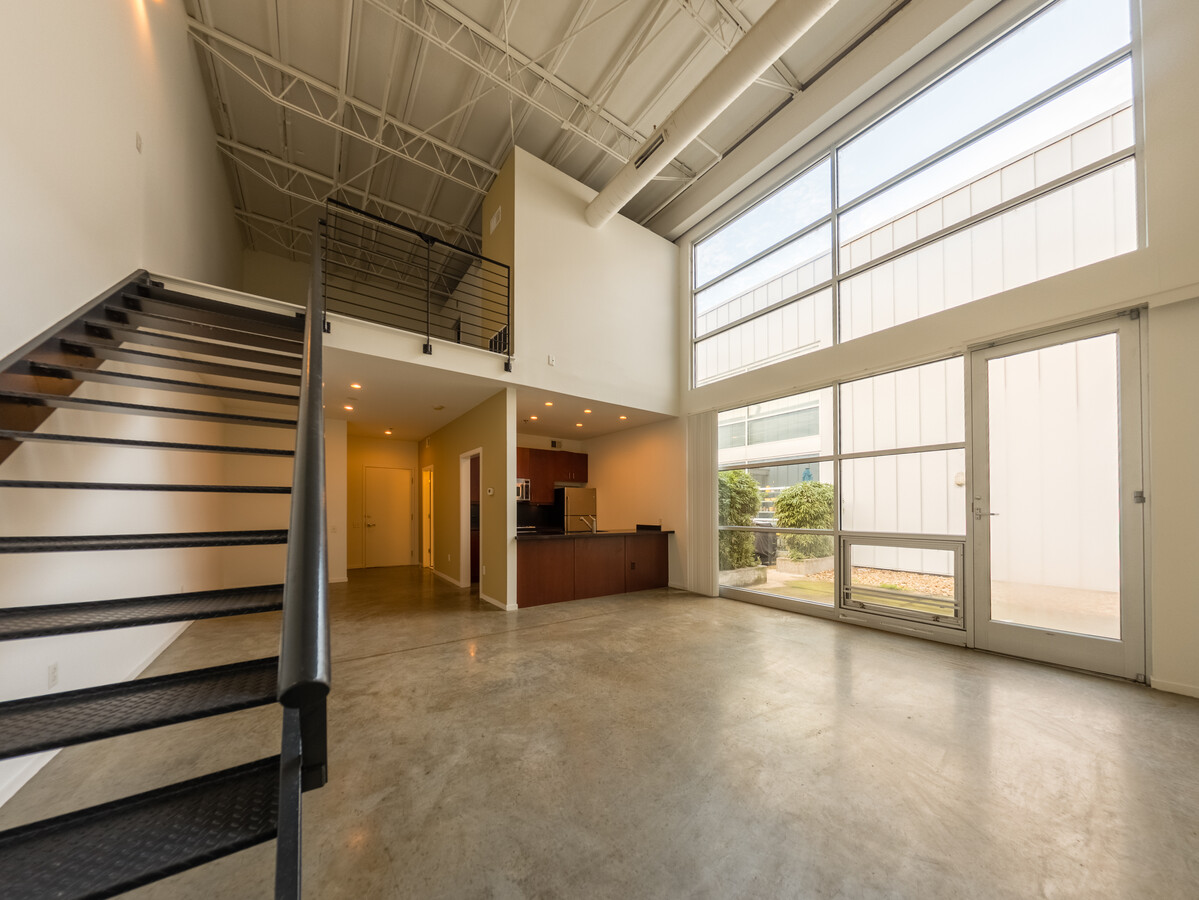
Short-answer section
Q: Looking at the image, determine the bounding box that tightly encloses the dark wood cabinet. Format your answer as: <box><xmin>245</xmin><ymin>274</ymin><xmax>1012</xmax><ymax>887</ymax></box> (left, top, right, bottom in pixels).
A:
<box><xmin>573</xmin><ymin>535</ymin><xmax>626</xmax><ymax>599</ymax></box>
<box><xmin>624</xmin><ymin>533</ymin><xmax>668</xmax><ymax>592</ymax></box>
<box><xmin>517</xmin><ymin>532</ymin><xmax>669</xmax><ymax>607</ymax></box>
<box><xmin>518</xmin><ymin>448</ymin><xmax>588</xmax><ymax>504</ymax></box>
<box><xmin>517</xmin><ymin>539</ymin><xmax>575</xmax><ymax>607</ymax></box>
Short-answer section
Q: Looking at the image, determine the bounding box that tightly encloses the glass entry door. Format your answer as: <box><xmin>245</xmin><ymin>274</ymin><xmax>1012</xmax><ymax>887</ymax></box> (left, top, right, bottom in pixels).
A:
<box><xmin>970</xmin><ymin>316</ymin><xmax>1145</xmax><ymax>679</ymax></box>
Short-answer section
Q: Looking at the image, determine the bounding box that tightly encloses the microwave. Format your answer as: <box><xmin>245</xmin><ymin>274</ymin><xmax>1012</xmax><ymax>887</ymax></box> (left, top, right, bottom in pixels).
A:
<box><xmin>516</xmin><ymin>478</ymin><xmax>531</xmax><ymax>501</ymax></box>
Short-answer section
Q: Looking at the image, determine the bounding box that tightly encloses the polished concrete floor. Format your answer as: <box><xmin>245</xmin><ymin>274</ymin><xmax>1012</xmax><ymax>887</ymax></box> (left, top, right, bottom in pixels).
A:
<box><xmin>3</xmin><ymin>567</ymin><xmax>1199</xmax><ymax>898</ymax></box>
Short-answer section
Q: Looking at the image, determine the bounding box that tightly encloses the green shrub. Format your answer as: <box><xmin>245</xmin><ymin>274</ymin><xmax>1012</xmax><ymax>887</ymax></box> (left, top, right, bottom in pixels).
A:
<box><xmin>718</xmin><ymin>470</ymin><xmax>761</xmax><ymax>571</ymax></box>
<box><xmin>775</xmin><ymin>481</ymin><xmax>834</xmax><ymax>560</ymax></box>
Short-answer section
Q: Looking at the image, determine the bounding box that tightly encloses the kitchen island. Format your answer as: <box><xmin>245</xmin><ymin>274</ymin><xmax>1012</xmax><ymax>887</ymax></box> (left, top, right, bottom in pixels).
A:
<box><xmin>516</xmin><ymin>530</ymin><xmax>671</xmax><ymax>607</ymax></box>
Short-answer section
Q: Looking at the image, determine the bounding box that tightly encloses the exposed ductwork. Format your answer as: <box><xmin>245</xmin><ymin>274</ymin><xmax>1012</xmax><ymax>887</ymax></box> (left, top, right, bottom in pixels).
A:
<box><xmin>584</xmin><ymin>0</ymin><xmax>840</xmax><ymax>229</ymax></box>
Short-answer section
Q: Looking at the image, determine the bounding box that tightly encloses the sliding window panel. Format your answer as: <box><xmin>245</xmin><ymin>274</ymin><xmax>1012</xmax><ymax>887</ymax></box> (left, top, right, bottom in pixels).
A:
<box><xmin>839</xmin><ymin>159</ymin><xmax>1137</xmax><ymax>342</ymax></box>
<box><xmin>696</xmin><ymin>289</ymin><xmax>834</xmax><ymax>386</ymax></box>
<box><xmin>839</xmin><ymin>62</ymin><xmax>1134</xmax><ymax>269</ymax></box>
<box><xmin>840</xmin><ymin>358</ymin><xmax>965</xmax><ymax>454</ymax></box>
<box><xmin>718</xmin><ymin>531</ymin><xmax>836</xmax><ymax>607</ymax></box>
<box><xmin>718</xmin><ymin>387</ymin><xmax>834</xmax><ymax>468</ymax></box>
<box><xmin>695</xmin><ymin>158</ymin><xmax>831</xmax><ymax>289</ymax></box>
<box><xmin>842</xmin><ymin>540</ymin><xmax>963</xmax><ymax>627</ymax></box>
<box><xmin>836</xmin><ymin>0</ymin><xmax>1132</xmax><ymax>204</ymax></box>
<box><xmin>696</xmin><ymin>226</ymin><xmax>833</xmax><ymax>335</ymax></box>
<box><xmin>841</xmin><ymin>449</ymin><xmax>968</xmax><ymax>536</ymax></box>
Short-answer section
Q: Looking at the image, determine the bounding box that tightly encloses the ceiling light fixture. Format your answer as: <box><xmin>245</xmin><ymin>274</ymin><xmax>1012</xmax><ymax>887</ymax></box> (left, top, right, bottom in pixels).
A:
<box><xmin>530</xmin><ymin>415</ymin><xmax>538</xmax><ymax>421</ymax></box>
<box><xmin>619</xmin><ymin>415</ymin><xmax>628</xmax><ymax>420</ymax></box>
<box><xmin>344</xmin><ymin>405</ymin><xmax>354</xmax><ymax>411</ymax></box>
<box><xmin>583</xmin><ymin>409</ymin><xmax>592</xmax><ymax>414</ymax></box>
<box><xmin>350</xmin><ymin>383</ymin><xmax>362</xmax><ymax>389</ymax></box>
<box><xmin>576</xmin><ymin>423</ymin><xmax>583</xmax><ymax>427</ymax></box>
<box><xmin>544</xmin><ymin>401</ymin><xmax>553</xmax><ymax>407</ymax></box>
<box><xmin>384</xmin><ymin>429</ymin><xmax>392</xmax><ymax>435</ymax></box>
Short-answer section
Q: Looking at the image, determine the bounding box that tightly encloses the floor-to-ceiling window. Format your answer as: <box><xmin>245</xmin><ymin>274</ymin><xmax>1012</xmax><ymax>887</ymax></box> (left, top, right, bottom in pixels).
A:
<box><xmin>692</xmin><ymin>0</ymin><xmax>1137</xmax><ymax>386</ymax></box>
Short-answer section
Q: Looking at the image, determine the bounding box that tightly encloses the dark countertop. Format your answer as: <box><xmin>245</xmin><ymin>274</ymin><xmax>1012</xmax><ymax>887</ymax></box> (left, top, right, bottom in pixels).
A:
<box><xmin>516</xmin><ymin>529</ymin><xmax>674</xmax><ymax>541</ymax></box>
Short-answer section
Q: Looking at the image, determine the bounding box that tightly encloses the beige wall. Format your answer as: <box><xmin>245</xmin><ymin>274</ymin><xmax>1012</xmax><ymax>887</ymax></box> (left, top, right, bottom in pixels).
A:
<box><xmin>346</xmin><ymin>435</ymin><xmax>420</xmax><ymax>570</ymax></box>
<box><xmin>584</xmin><ymin>418</ymin><xmax>688</xmax><ymax>587</ymax></box>
<box><xmin>242</xmin><ymin>250</ymin><xmax>311</xmax><ymax>306</ymax></box>
<box><xmin>419</xmin><ymin>390</ymin><xmax>516</xmax><ymax>609</ymax></box>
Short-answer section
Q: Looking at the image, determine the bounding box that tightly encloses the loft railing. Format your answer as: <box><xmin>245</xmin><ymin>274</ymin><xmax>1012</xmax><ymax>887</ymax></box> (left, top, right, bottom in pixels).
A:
<box><xmin>321</xmin><ymin>199</ymin><xmax>512</xmax><ymax>370</ymax></box>
<box><xmin>275</xmin><ymin>222</ymin><xmax>331</xmax><ymax>898</ymax></box>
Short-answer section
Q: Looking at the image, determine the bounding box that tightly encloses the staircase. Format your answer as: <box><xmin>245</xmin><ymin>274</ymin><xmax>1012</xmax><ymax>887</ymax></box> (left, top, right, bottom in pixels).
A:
<box><xmin>0</xmin><ymin>270</ymin><xmax>329</xmax><ymax>898</ymax></box>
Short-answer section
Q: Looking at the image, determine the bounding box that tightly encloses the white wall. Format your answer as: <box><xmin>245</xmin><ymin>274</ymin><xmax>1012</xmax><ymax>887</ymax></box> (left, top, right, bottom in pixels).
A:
<box><xmin>502</xmin><ymin>149</ymin><xmax>680</xmax><ymax>415</ymax></box>
<box><xmin>584</xmin><ymin>418</ymin><xmax>688</xmax><ymax>587</ymax></box>
<box><xmin>0</xmin><ymin>0</ymin><xmax>242</xmax><ymax>356</ymax></box>
<box><xmin>0</xmin><ymin>1</ymin><xmax>247</xmax><ymax>805</ymax></box>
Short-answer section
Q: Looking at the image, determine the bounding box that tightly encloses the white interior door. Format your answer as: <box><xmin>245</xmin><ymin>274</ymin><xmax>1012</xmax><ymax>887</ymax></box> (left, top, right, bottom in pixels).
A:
<box><xmin>970</xmin><ymin>315</ymin><xmax>1145</xmax><ymax>679</ymax></box>
<box><xmin>364</xmin><ymin>466</ymin><xmax>414</xmax><ymax>567</ymax></box>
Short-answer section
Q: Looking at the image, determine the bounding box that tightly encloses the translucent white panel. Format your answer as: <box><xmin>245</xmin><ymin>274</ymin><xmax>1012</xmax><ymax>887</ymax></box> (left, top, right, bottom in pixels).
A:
<box><xmin>838</xmin><ymin>0</ymin><xmax>1130</xmax><ymax>203</ymax></box>
<box><xmin>718</xmin><ymin>387</ymin><xmax>835</xmax><ymax>468</ymax></box>
<box><xmin>696</xmin><ymin>289</ymin><xmax>833</xmax><ymax>387</ymax></box>
<box><xmin>840</xmin><ymin>358</ymin><xmax>965</xmax><ymax>454</ymax></box>
<box><xmin>695</xmin><ymin>225</ymin><xmax>832</xmax><ymax>317</ymax></box>
<box><xmin>839</xmin><ymin>62</ymin><xmax>1134</xmax><ymax>263</ymax></box>
<box><xmin>840</xmin><ymin>449</ymin><xmax>967</xmax><ymax>535</ymax></box>
<box><xmin>695</xmin><ymin>159</ymin><xmax>831</xmax><ymax>288</ymax></box>
<box><xmin>987</xmin><ymin>334</ymin><xmax>1121</xmax><ymax>637</ymax></box>
<box><xmin>838</xmin><ymin>160</ymin><xmax>1137</xmax><ymax>342</ymax></box>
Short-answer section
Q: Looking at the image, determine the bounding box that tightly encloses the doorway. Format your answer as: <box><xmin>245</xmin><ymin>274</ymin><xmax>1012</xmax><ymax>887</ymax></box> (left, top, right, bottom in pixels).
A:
<box><xmin>459</xmin><ymin>449</ymin><xmax>482</xmax><ymax>587</ymax></box>
<box><xmin>363</xmin><ymin>466</ymin><xmax>414</xmax><ymax>567</ymax></box>
<box><xmin>969</xmin><ymin>315</ymin><xmax>1145</xmax><ymax>679</ymax></box>
<box><xmin>421</xmin><ymin>466</ymin><xmax>434</xmax><ymax>568</ymax></box>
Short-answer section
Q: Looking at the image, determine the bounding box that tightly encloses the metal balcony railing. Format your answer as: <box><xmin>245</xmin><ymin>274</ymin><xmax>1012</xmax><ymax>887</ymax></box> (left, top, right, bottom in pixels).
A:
<box><xmin>321</xmin><ymin>200</ymin><xmax>512</xmax><ymax>368</ymax></box>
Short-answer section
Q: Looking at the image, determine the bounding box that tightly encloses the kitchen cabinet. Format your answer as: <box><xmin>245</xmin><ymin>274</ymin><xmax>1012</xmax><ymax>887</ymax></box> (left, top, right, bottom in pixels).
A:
<box><xmin>516</xmin><ymin>531</ymin><xmax>670</xmax><ymax>607</ymax></box>
<box><xmin>518</xmin><ymin>448</ymin><xmax>588</xmax><ymax>504</ymax></box>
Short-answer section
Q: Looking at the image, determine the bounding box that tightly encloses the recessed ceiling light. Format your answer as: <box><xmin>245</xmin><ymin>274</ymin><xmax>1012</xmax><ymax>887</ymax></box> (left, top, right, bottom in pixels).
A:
<box><xmin>530</xmin><ymin>415</ymin><xmax>538</xmax><ymax>421</ymax></box>
<box><xmin>544</xmin><ymin>401</ymin><xmax>553</xmax><ymax>407</ymax></box>
<box><xmin>576</xmin><ymin>423</ymin><xmax>583</xmax><ymax>427</ymax></box>
<box><xmin>350</xmin><ymin>383</ymin><xmax>362</xmax><ymax>389</ymax></box>
<box><xmin>619</xmin><ymin>415</ymin><xmax>627</xmax><ymax>420</ymax></box>
<box><xmin>344</xmin><ymin>405</ymin><xmax>354</xmax><ymax>411</ymax></box>
<box><xmin>384</xmin><ymin>429</ymin><xmax>392</xmax><ymax>435</ymax></box>
<box><xmin>583</xmin><ymin>409</ymin><xmax>592</xmax><ymax>414</ymax></box>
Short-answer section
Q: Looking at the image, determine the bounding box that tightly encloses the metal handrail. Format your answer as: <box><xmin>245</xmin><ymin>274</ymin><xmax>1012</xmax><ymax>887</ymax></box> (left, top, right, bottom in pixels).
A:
<box><xmin>275</xmin><ymin>220</ymin><xmax>330</xmax><ymax>899</ymax></box>
<box><xmin>322</xmin><ymin>200</ymin><xmax>512</xmax><ymax>368</ymax></box>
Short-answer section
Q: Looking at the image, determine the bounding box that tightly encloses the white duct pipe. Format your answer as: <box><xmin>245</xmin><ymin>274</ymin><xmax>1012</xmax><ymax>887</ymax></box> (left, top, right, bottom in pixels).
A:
<box><xmin>585</xmin><ymin>0</ymin><xmax>839</xmax><ymax>228</ymax></box>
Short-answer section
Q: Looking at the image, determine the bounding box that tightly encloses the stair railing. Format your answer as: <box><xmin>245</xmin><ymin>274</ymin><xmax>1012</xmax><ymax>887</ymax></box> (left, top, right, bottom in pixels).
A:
<box><xmin>275</xmin><ymin>220</ymin><xmax>331</xmax><ymax>898</ymax></box>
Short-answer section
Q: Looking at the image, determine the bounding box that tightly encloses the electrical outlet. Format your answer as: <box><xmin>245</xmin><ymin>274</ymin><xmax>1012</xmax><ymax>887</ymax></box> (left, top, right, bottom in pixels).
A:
<box><xmin>547</xmin><ymin>354</ymin><xmax>556</xmax><ymax>366</ymax></box>
<box><xmin>48</xmin><ymin>663</ymin><xmax>59</xmax><ymax>689</ymax></box>
<box><xmin>447</xmin><ymin>553</ymin><xmax>451</xmax><ymax>562</ymax></box>
<box><xmin>481</xmin><ymin>565</ymin><xmax>486</xmax><ymax>575</ymax></box>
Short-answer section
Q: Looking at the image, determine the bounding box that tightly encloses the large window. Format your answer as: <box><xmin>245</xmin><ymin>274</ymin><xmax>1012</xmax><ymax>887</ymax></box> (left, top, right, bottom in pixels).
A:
<box><xmin>718</xmin><ymin>359</ymin><xmax>968</xmax><ymax>627</ymax></box>
<box><xmin>692</xmin><ymin>0</ymin><xmax>1136</xmax><ymax>386</ymax></box>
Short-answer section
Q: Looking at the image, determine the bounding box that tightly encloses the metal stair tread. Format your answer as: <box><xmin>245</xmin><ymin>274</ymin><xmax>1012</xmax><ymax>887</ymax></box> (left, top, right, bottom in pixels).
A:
<box><xmin>124</xmin><ymin>287</ymin><xmax>305</xmax><ymax>337</ymax></box>
<box><xmin>0</xmin><ymin>756</ymin><xmax>279</xmax><ymax>900</ymax></box>
<box><xmin>23</xmin><ymin>361</ymin><xmax>300</xmax><ymax>405</ymax></box>
<box><xmin>0</xmin><ymin>429</ymin><xmax>295</xmax><ymax>456</ymax></box>
<box><xmin>101</xmin><ymin>306</ymin><xmax>303</xmax><ymax>355</ymax></box>
<box><xmin>0</xmin><ymin>657</ymin><xmax>278</xmax><ymax>760</ymax></box>
<box><xmin>0</xmin><ymin>530</ymin><xmax>289</xmax><ymax>554</ymax></box>
<box><xmin>55</xmin><ymin>340</ymin><xmax>303</xmax><ymax>386</ymax></box>
<box><xmin>0</xmin><ymin>585</ymin><xmax>284</xmax><ymax>641</ymax></box>
<box><xmin>0</xmin><ymin>479</ymin><xmax>291</xmax><ymax>492</ymax></box>
<box><xmin>0</xmin><ymin>390</ymin><xmax>297</xmax><ymax>428</ymax></box>
<box><xmin>79</xmin><ymin>320</ymin><xmax>303</xmax><ymax>369</ymax></box>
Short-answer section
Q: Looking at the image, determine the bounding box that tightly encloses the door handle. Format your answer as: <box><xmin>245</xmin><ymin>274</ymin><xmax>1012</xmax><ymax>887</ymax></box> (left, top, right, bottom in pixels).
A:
<box><xmin>366</xmin><ymin>523</ymin><xmax>376</xmax><ymax>527</ymax></box>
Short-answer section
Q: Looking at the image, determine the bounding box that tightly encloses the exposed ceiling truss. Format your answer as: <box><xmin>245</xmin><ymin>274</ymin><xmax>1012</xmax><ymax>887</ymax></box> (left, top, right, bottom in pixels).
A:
<box><xmin>184</xmin><ymin>0</ymin><xmax>906</xmax><ymax>262</ymax></box>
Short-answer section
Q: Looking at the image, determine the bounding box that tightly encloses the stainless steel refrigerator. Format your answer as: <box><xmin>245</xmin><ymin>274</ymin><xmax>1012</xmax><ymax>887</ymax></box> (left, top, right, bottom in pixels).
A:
<box><xmin>557</xmin><ymin>487</ymin><xmax>597</xmax><ymax>533</ymax></box>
